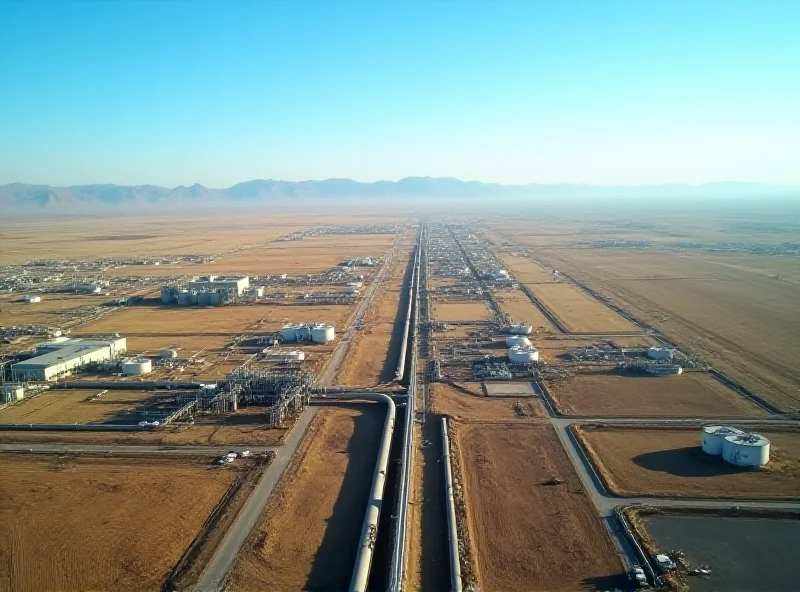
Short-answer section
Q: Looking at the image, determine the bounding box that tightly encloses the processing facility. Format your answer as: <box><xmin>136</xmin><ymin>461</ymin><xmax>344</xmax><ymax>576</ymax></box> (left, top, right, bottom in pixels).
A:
<box><xmin>11</xmin><ymin>336</ymin><xmax>127</xmax><ymax>381</ymax></box>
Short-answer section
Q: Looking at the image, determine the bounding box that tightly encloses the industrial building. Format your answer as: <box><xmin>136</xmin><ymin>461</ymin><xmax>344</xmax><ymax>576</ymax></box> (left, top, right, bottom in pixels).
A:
<box><xmin>188</xmin><ymin>275</ymin><xmax>249</xmax><ymax>295</ymax></box>
<box><xmin>647</xmin><ymin>347</ymin><xmax>675</xmax><ymax>360</ymax></box>
<box><xmin>11</xmin><ymin>336</ymin><xmax>127</xmax><ymax>381</ymax></box>
<box><xmin>1</xmin><ymin>383</ymin><xmax>25</xmax><ymax>403</ymax></box>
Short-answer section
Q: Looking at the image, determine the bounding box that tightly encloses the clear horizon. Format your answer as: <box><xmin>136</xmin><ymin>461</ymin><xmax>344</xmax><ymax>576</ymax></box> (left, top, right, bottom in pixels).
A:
<box><xmin>1</xmin><ymin>0</ymin><xmax>799</xmax><ymax>187</ymax></box>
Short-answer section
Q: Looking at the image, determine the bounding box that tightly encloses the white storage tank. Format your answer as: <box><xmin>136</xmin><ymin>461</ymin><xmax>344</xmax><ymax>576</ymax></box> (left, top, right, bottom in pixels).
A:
<box><xmin>160</xmin><ymin>349</ymin><xmax>178</xmax><ymax>359</ymax></box>
<box><xmin>121</xmin><ymin>358</ymin><xmax>152</xmax><ymax>376</ymax></box>
<box><xmin>507</xmin><ymin>323</ymin><xmax>533</xmax><ymax>335</ymax></box>
<box><xmin>505</xmin><ymin>335</ymin><xmax>531</xmax><ymax>348</ymax></box>
<box><xmin>701</xmin><ymin>425</ymin><xmax>746</xmax><ymax>455</ymax></box>
<box><xmin>311</xmin><ymin>324</ymin><xmax>335</xmax><ymax>344</ymax></box>
<box><xmin>23</xmin><ymin>295</ymin><xmax>41</xmax><ymax>303</ymax></box>
<box><xmin>648</xmin><ymin>347</ymin><xmax>675</xmax><ymax>361</ymax></box>
<box><xmin>722</xmin><ymin>433</ymin><xmax>770</xmax><ymax>467</ymax></box>
<box><xmin>508</xmin><ymin>346</ymin><xmax>539</xmax><ymax>364</ymax></box>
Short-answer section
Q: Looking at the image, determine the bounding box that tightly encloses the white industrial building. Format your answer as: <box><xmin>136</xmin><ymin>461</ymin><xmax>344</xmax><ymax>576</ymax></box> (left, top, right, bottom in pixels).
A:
<box><xmin>188</xmin><ymin>275</ymin><xmax>249</xmax><ymax>296</ymax></box>
<box><xmin>11</xmin><ymin>337</ymin><xmax>127</xmax><ymax>381</ymax></box>
<box><xmin>647</xmin><ymin>347</ymin><xmax>675</xmax><ymax>360</ymax></box>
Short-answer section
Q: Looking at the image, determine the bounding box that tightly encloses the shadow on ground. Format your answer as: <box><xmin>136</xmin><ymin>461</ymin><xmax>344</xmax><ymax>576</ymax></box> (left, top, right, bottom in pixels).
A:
<box><xmin>632</xmin><ymin>446</ymin><xmax>753</xmax><ymax>477</ymax></box>
<box><xmin>305</xmin><ymin>401</ymin><xmax>383</xmax><ymax>591</ymax></box>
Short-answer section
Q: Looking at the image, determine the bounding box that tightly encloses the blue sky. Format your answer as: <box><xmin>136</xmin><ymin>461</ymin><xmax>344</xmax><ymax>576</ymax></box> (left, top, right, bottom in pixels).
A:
<box><xmin>1</xmin><ymin>0</ymin><xmax>798</xmax><ymax>187</ymax></box>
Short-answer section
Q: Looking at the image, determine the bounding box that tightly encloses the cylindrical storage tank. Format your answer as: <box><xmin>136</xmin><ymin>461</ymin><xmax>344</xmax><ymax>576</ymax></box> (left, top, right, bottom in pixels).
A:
<box><xmin>122</xmin><ymin>358</ymin><xmax>152</xmax><ymax>376</ymax></box>
<box><xmin>507</xmin><ymin>324</ymin><xmax>533</xmax><ymax>335</ymax></box>
<box><xmin>722</xmin><ymin>433</ymin><xmax>770</xmax><ymax>467</ymax></box>
<box><xmin>508</xmin><ymin>346</ymin><xmax>539</xmax><ymax>364</ymax></box>
<box><xmin>160</xmin><ymin>349</ymin><xmax>178</xmax><ymax>359</ymax></box>
<box><xmin>295</xmin><ymin>324</ymin><xmax>312</xmax><ymax>342</ymax></box>
<box><xmin>311</xmin><ymin>324</ymin><xmax>335</xmax><ymax>344</ymax></box>
<box><xmin>161</xmin><ymin>287</ymin><xmax>173</xmax><ymax>304</ymax></box>
<box><xmin>280</xmin><ymin>324</ymin><xmax>298</xmax><ymax>342</ymax></box>
<box><xmin>701</xmin><ymin>425</ymin><xmax>746</xmax><ymax>456</ymax></box>
<box><xmin>505</xmin><ymin>335</ymin><xmax>531</xmax><ymax>348</ymax></box>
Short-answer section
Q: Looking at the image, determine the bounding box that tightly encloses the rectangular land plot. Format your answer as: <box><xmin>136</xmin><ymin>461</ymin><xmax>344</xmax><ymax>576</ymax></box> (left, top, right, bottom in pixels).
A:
<box><xmin>337</xmin><ymin>244</ymin><xmax>411</xmax><ymax>386</ymax></box>
<box><xmin>0</xmin><ymin>454</ymin><xmax>240</xmax><ymax>591</ymax></box>
<box><xmin>454</xmin><ymin>423</ymin><xmax>623</xmax><ymax>591</ymax></box>
<box><xmin>546</xmin><ymin>372</ymin><xmax>766</xmax><ymax>417</ymax></box>
<box><xmin>430</xmin><ymin>383</ymin><xmax>545</xmax><ymax>420</ymax></box>
<box><xmin>483</xmin><ymin>382</ymin><xmax>535</xmax><ymax>397</ymax></box>
<box><xmin>578</xmin><ymin>426</ymin><xmax>800</xmax><ymax>498</ymax></box>
<box><xmin>229</xmin><ymin>403</ymin><xmax>383</xmax><ymax>592</ymax></box>
<box><xmin>77</xmin><ymin>302</ymin><xmax>353</xmax><ymax>335</ymax></box>
<box><xmin>642</xmin><ymin>513</ymin><xmax>800</xmax><ymax>592</ymax></box>
<box><xmin>432</xmin><ymin>301</ymin><xmax>491</xmax><ymax>322</ymax></box>
<box><xmin>529</xmin><ymin>282</ymin><xmax>639</xmax><ymax>333</ymax></box>
<box><xmin>496</xmin><ymin>252</ymin><xmax>554</xmax><ymax>283</ymax></box>
<box><xmin>493</xmin><ymin>288</ymin><xmax>556</xmax><ymax>331</ymax></box>
<box><xmin>535</xmin><ymin>248</ymin><xmax>800</xmax><ymax>411</ymax></box>
<box><xmin>0</xmin><ymin>389</ymin><xmax>153</xmax><ymax>424</ymax></box>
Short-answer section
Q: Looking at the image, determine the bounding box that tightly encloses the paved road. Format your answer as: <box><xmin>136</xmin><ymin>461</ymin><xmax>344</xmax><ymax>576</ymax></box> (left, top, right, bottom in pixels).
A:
<box><xmin>0</xmin><ymin>443</ymin><xmax>275</xmax><ymax>455</ymax></box>
<box><xmin>319</xmin><ymin>224</ymin><xmax>408</xmax><ymax>386</ymax></box>
<box><xmin>195</xmin><ymin>406</ymin><xmax>318</xmax><ymax>592</ymax></box>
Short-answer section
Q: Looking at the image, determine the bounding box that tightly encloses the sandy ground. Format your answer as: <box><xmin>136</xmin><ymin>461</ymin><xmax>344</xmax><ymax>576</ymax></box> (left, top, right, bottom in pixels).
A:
<box><xmin>493</xmin><ymin>288</ymin><xmax>556</xmax><ymax>330</ymax></box>
<box><xmin>0</xmin><ymin>453</ymin><xmax>241</xmax><ymax>591</ymax></box>
<box><xmin>229</xmin><ymin>403</ymin><xmax>383</xmax><ymax>592</ymax></box>
<box><xmin>528</xmin><ymin>282</ymin><xmax>640</xmax><ymax>333</ymax></box>
<box><xmin>534</xmin><ymin>248</ymin><xmax>800</xmax><ymax>412</ymax></box>
<box><xmin>432</xmin><ymin>301</ymin><xmax>491</xmax><ymax>322</ymax></box>
<box><xmin>496</xmin><ymin>252</ymin><xmax>554</xmax><ymax>283</ymax></box>
<box><xmin>0</xmin><ymin>294</ymin><xmax>110</xmax><ymax>327</ymax></box>
<box><xmin>578</xmin><ymin>426</ymin><xmax>800</xmax><ymax>499</ymax></box>
<box><xmin>77</xmin><ymin>302</ymin><xmax>353</xmax><ymax>335</ymax></box>
<box><xmin>454</xmin><ymin>422</ymin><xmax>624</xmax><ymax>591</ymax></box>
<box><xmin>0</xmin><ymin>211</ymin><xmax>406</xmax><ymax>265</ymax></box>
<box><xmin>0</xmin><ymin>389</ymin><xmax>152</xmax><ymax>424</ymax></box>
<box><xmin>546</xmin><ymin>372</ymin><xmax>766</xmax><ymax>417</ymax></box>
<box><xmin>337</xmin><ymin>239</ymin><xmax>412</xmax><ymax>386</ymax></box>
<box><xmin>430</xmin><ymin>382</ymin><xmax>547</xmax><ymax>421</ymax></box>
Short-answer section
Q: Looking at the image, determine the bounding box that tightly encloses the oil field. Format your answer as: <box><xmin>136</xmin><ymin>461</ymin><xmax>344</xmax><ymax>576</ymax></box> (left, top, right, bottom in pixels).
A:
<box><xmin>1</xmin><ymin>210</ymin><xmax>799</xmax><ymax>592</ymax></box>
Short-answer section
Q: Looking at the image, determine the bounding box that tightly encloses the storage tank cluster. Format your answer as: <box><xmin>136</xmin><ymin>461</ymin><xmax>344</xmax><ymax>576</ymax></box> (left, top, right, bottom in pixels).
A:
<box><xmin>121</xmin><ymin>358</ymin><xmax>152</xmax><ymax>376</ymax></box>
<box><xmin>280</xmin><ymin>323</ymin><xmax>335</xmax><ymax>344</ymax></box>
<box><xmin>701</xmin><ymin>425</ymin><xmax>770</xmax><ymax>467</ymax></box>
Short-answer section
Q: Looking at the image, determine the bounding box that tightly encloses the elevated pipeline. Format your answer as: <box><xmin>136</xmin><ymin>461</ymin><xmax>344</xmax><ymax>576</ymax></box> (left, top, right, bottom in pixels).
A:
<box><xmin>324</xmin><ymin>392</ymin><xmax>396</xmax><ymax>592</ymax></box>
<box><xmin>441</xmin><ymin>417</ymin><xmax>463</xmax><ymax>592</ymax></box>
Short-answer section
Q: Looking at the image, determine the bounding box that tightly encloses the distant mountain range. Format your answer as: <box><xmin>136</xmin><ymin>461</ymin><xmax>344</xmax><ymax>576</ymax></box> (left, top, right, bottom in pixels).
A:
<box><xmin>1</xmin><ymin>177</ymin><xmax>798</xmax><ymax>208</ymax></box>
